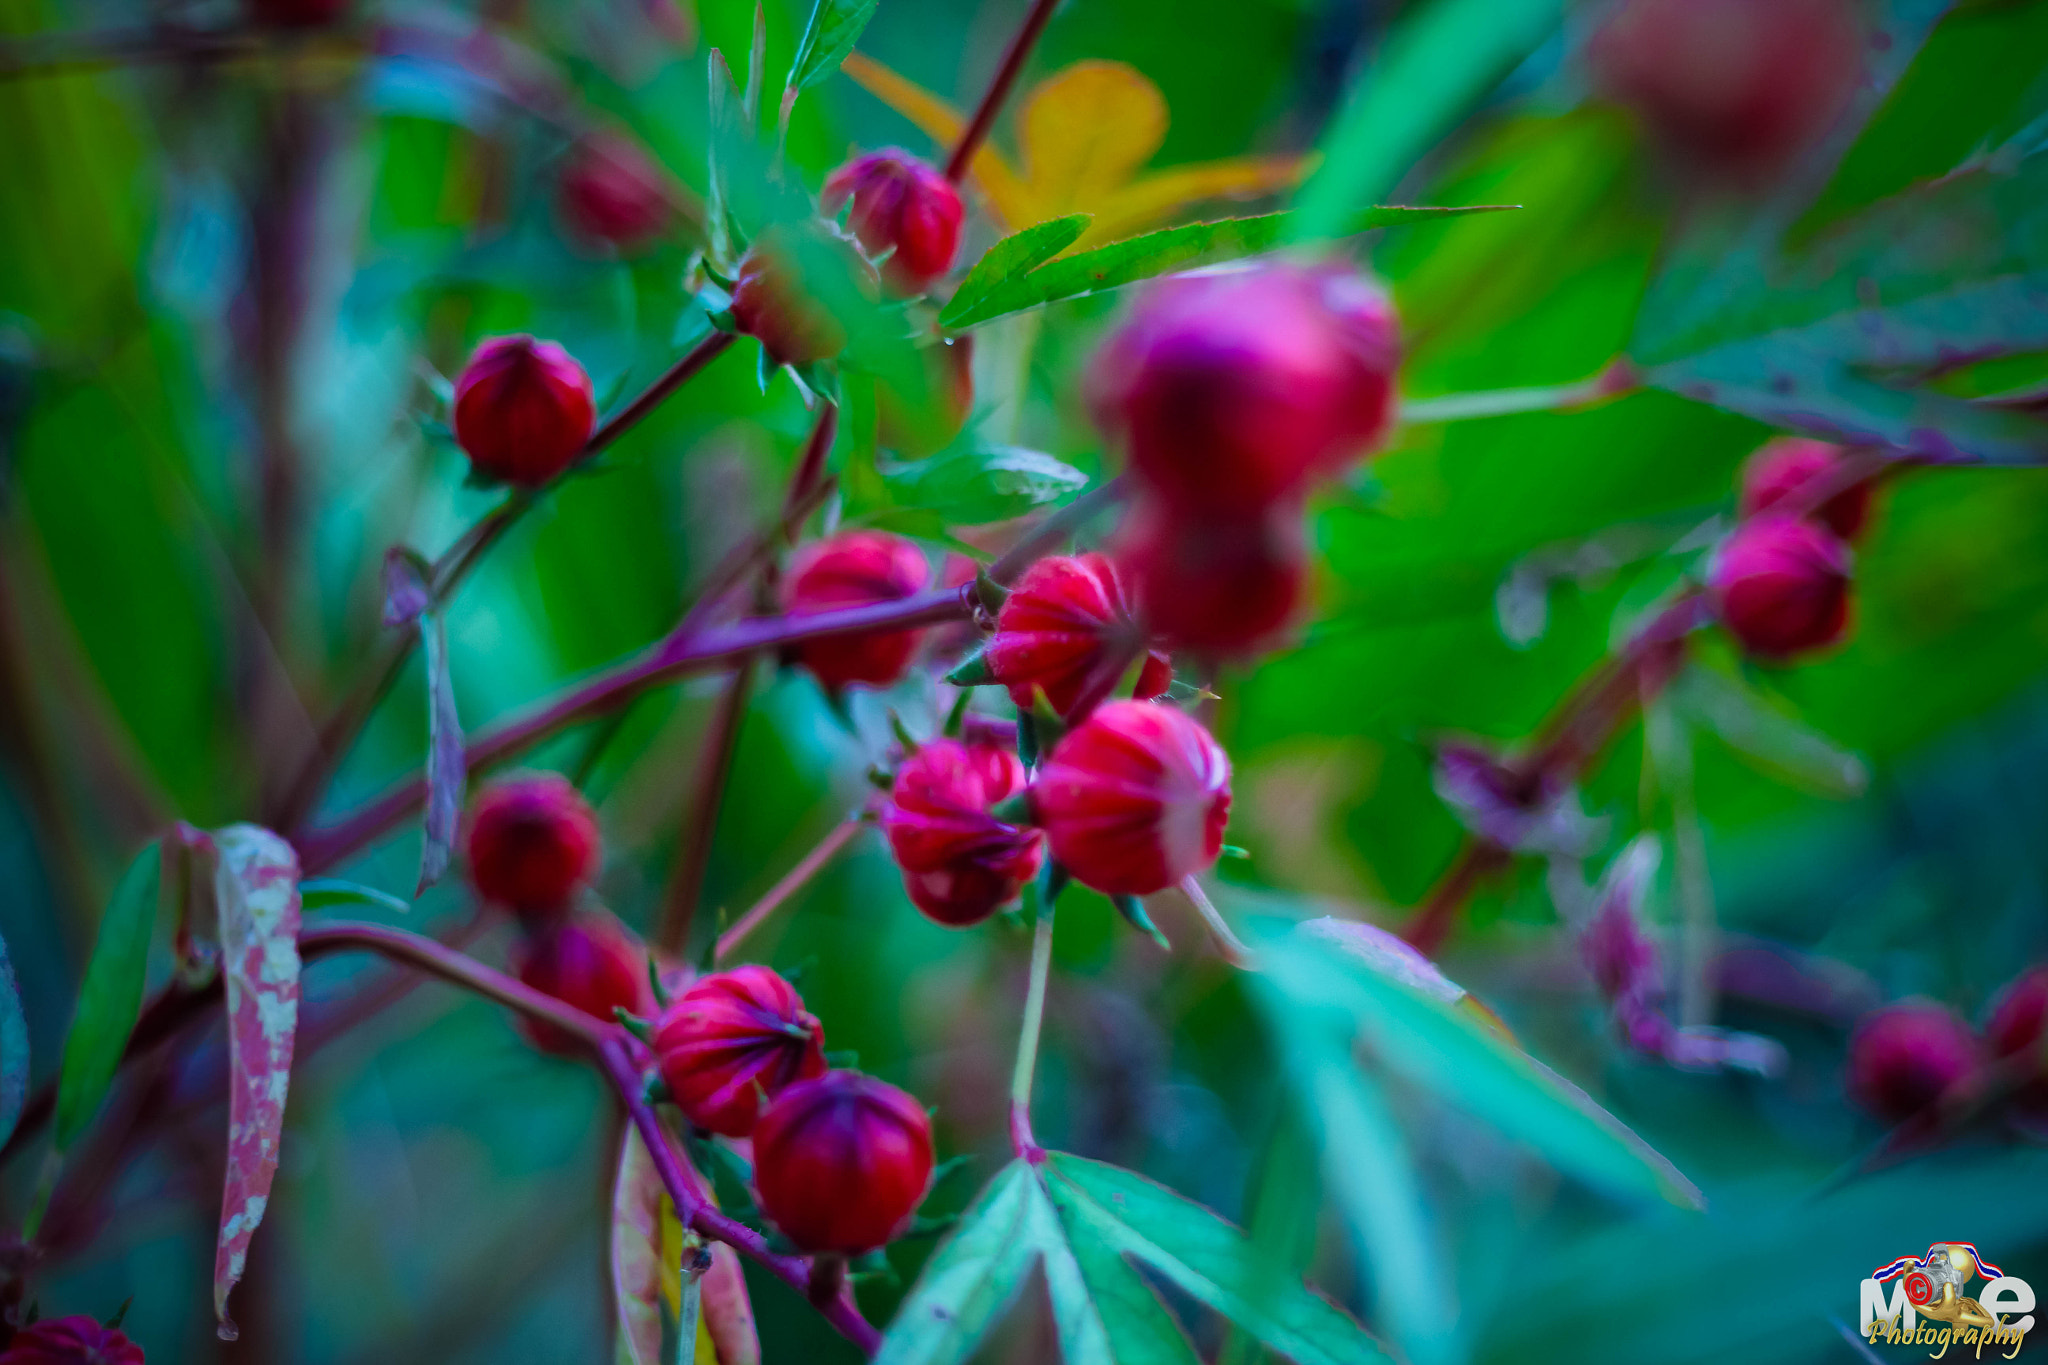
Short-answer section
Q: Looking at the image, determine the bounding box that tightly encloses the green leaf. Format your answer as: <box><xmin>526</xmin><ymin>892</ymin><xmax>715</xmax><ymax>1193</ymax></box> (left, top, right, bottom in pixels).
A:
<box><xmin>938</xmin><ymin>215</ymin><xmax>1093</xmax><ymax>330</ymax></box>
<box><xmin>874</xmin><ymin>444</ymin><xmax>1089</xmax><ymax>528</ymax></box>
<box><xmin>785</xmin><ymin>0</ymin><xmax>879</xmax><ymax>93</ymax></box>
<box><xmin>417</xmin><ymin>606</ymin><xmax>465</xmax><ymax>896</ymax></box>
<box><xmin>297</xmin><ymin>879</ymin><xmax>413</xmax><ymax>916</ymax></box>
<box><xmin>874</xmin><ymin>1154</ymin><xmax>1389</xmax><ymax>1365</ymax></box>
<box><xmin>942</xmin><ymin>207</ymin><xmax>1512</xmax><ymax>331</ymax></box>
<box><xmin>1254</xmin><ymin>925</ymin><xmax>1704</xmax><ymax>1210</ymax></box>
<box><xmin>1666</xmin><ymin>663</ymin><xmax>1870</xmax><ymax>799</ymax></box>
<box><xmin>55</xmin><ymin>841</ymin><xmax>161</xmax><ymax>1150</ymax></box>
<box><xmin>1290</xmin><ymin>0</ymin><xmax>1566</xmax><ymax>242</ymax></box>
<box><xmin>0</xmin><ymin>928</ymin><xmax>27</xmax><ymax>1152</ymax></box>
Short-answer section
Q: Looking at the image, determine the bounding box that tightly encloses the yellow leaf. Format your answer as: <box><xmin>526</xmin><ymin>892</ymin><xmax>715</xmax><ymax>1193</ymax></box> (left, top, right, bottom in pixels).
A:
<box><xmin>1018</xmin><ymin>60</ymin><xmax>1167</xmax><ymax>214</ymax></box>
<box><xmin>1087</xmin><ymin>154</ymin><xmax>1312</xmax><ymax>242</ymax></box>
<box><xmin>839</xmin><ymin>53</ymin><xmax>1039</xmax><ymax>228</ymax></box>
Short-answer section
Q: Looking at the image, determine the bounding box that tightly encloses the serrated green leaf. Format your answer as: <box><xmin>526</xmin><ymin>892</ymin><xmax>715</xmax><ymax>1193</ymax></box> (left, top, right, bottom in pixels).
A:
<box><xmin>1291</xmin><ymin>0</ymin><xmax>1566</xmax><ymax>242</ymax></box>
<box><xmin>873</xmin><ymin>1161</ymin><xmax>1046</xmax><ymax>1365</ymax></box>
<box><xmin>0</xmin><ymin>929</ymin><xmax>27</xmax><ymax>1152</ymax></box>
<box><xmin>874</xmin><ymin>444</ymin><xmax>1089</xmax><ymax>527</ymax></box>
<box><xmin>1255</xmin><ymin>925</ymin><xmax>1703</xmax><ymax>1210</ymax></box>
<box><xmin>55</xmin><ymin>841</ymin><xmax>161</xmax><ymax>1150</ymax></box>
<box><xmin>785</xmin><ymin>0</ymin><xmax>879</xmax><ymax>93</ymax></box>
<box><xmin>943</xmin><ymin>207</ymin><xmax>1512</xmax><ymax>330</ymax></box>
<box><xmin>297</xmin><ymin>879</ymin><xmax>413</xmax><ymax>916</ymax></box>
<box><xmin>937</xmin><ymin>215</ymin><xmax>1093</xmax><ymax>330</ymax></box>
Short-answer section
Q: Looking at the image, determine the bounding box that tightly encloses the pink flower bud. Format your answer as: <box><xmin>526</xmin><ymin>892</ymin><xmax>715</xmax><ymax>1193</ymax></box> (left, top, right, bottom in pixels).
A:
<box><xmin>730</xmin><ymin>229</ymin><xmax>872</xmax><ymax>367</ymax></box>
<box><xmin>452</xmin><ymin>335</ymin><xmax>596</xmax><ymax>487</ymax></box>
<box><xmin>822</xmin><ymin>149</ymin><xmax>965</xmax><ymax>295</ymax></box>
<box><xmin>557</xmin><ymin>133</ymin><xmax>673</xmax><ymax>252</ymax></box>
<box><xmin>0</xmin><ymin>1316</ymin><xmax>145</xmax><ymax>1365</ymax></box>
<box><xmin>1987</xmin><ymin>967</ymin><xmax>2048</xmax><ymax>1067</ymax></box>
<box><xmin>1590</xmin><ymin>0</ymin><xmax>1864</xmax><ymax>182</ymax></box>
<box><xmin>752</xmin><ymin>1070</ymin><xmax>935</xmax><ymax>1254</ymax></box>
<box><xmin>883</xmin><ymin>739</ymin><xmax>1044</xmax><ymax>927</ymax></box>
<box><xmin>780</xmin><ymin>531</ymin><xmax>932</xmax><ymax>691</ymax></box>
<box><xmin>1116</xmin><ymin>499</ymin><xmax>1309</xmax><ymax>655</ymax></box>
<box><xmin>653</xmin><ymin>966</ymin><xmax>827</xmax><ymax>1136</ymax></box>
<box><xmin>1846</xmin><ymin>1001</ymin><xmax>1978</xmax><ymax>1123</ymax></box>
<box><xmin>1089</xmin><ymin>261</ymin><xmax>1399</xmax><ymax>517</ymax></box>
<box><xmin>1709</xmin><ymin>516</ymin><xmax>1852</xmax><ymax>660</ymax></box>
<box><xmin>986</xmin><ymin>553</ymin><xmax>1172</xmax><ymax>719</ymax></box>
<box><xmin>465</xmin><ymin>773</ymin><xmax>602</xmax><ymax>922</ymax></box>
<box><xmin>1738</xmin><ymin>437</ymin><xmax>1872</xmax><ymax>541</ymax></box>
<box><xmin>1032</xmin><ymin>699</ymin><xmax>1232</xmax><ymax>896</ymax></box>
<box><xmin>512</xmin><ymin>912</ymin><xmax>652</xmax><ymax>1056</ymax></box>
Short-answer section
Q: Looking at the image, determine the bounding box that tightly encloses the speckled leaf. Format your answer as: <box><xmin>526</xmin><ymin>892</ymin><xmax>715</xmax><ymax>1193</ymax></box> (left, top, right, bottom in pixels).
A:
<box><xmin>417</xmin><ymin>607</ymin><xmax>465</xmax><ymax>896</ymax></box>
<box><xmin>54</xmin><ymin>841</ymin><xmax>161</xmax><ymax>1150</ymax></box>
<box><xmin>0</xmin><ymin>929</ymin><xmax>27</xmax><ymax>1151</ymax></box>
<box><xmin>211</xmin><ymin>825</ymin><xmax>301</xmax><ymax>1342</ymax></box>
<box><xmin>613</xmin><ymin>1125</ymin><xmax>759</xmax><ymax>1365</ymax></box>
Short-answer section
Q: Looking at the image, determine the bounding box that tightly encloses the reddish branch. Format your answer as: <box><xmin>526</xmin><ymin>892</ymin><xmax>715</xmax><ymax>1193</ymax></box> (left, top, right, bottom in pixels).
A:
<box><xmin>715</xmin><ymin>816</ymin><xmax>868</xmax><ymax>962</ymax></box>
<box><xmin>943</xmin><ymin>0</ymin><xmax>1062</xmax><ymax>182</ymax></box>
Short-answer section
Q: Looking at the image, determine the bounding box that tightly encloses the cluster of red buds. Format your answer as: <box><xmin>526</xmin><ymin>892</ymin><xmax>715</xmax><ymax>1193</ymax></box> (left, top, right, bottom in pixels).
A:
<box><xmin>1845</xmin><ymin>966</ymin><xmax>2048</xmax><ymax>1128</ymax></box>
<box><xmin>1589</xmin><ymin>0</ymin><xmax>1866</xmax><ymax>185</ymax></box>
<box><xmin>451</xmin><ymin>335</ymin><xmax>597</xmax><ymax>488</ymax></box>
<box><xmin>1089</xmin><ymin>260</ymin><xmax>1400</xmax><ymax>654</ymax></box>
<box><xmin>0</xmin><ymin>1316</ymin><xmax>146</xmax><ymax>1364</ymax></box>
<box><xmin>648</xmin><ymin>968</ymin><xmax>934</xmax><ymax>1254</ymax></box>
<box><xmin>1710</xmin><ymin>437</ymin><xmax>1868</xmax><ymax>661</ymax></box>
<box><xmin>465</xmin><ymin>774</ymin><xmax>653</xmax><ymax>1055</ymax></box>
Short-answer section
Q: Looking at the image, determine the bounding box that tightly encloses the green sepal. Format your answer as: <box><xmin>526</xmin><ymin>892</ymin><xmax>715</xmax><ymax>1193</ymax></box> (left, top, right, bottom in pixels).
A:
<box><xmin>945</xmin><ymin>649</ymin><xmax>995</xmax><ymax>687</ymax></box>
<box><xmin>643</xmin><ymin>1072</ymin><xmax>673</xmax><ymax>1105</ymax></box>
<box><xmin>647</xmin><ymin>954</ymin><xmax>672</xmax><ymax>1009</ymax></box>
<box><xmin>849</xmin><ymin>1247</ymin><xmax>900</xmax><ymax>1285</ymax></box>
<box><xmin>613</xmin><ymin>1007</ymin><xmax>657</xmax><ymax>1045</ymax></box>
<box><xmin>1027</xmin><ymin>687</ymin><xmax>1068</xmax><ymax>752</ymax></box>
<box><xmin>1017</xmin><ymin>712</ymin><xmax>1039</xmax><ymax>769</ymax></box>
<box><xmin>865</xmin><ymin>764</ymin><xmax>896</xmax><ymax>791</ymax></box>
<box><xmin>988</xmin><ymin>791</ymin><xmax>1034</xmax><ymax>825</ymax></box>
<box><xmin>1113</xmin><ymin>894</ymin><xmax>1172</xmax><ymax>951</ymax></box>
<box><xmin>974</xmin><ymin>566</ymin><xmax>1008</xmax><ymax>614</ymax></box>
<box><xmin>942</xmin><ymin>688</ymin><xmax>973</xmax><ymax>738</ymax></box>
<box><xmin>1220</xmin><ymin>844</ymin><xmax>1251</xmax><ymax>860</ymax></box>
<box><xmin>104</xmin><ymin>1298</ymin><xmax>132</xmax><ymax>1332</ymax></box>
<box><xmin>1036</xmin><ymin>859</ymin><xmax>1070</xmax><ymax>912</ymax></box>
<box><xmin>887</xmin><ymin>709</ymin><xmax>922</xmax><ymax>755</ymax></box>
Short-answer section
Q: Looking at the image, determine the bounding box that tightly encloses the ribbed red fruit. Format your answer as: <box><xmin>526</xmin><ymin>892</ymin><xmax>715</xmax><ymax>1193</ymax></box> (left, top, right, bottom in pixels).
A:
<box><xmin>465</xmin><ymin>773</ymin><xmax>602</xmax><ymax>922</ymax></box>
<box><xmin>452</xmin><ymin>335</ymin><xmax>596</xmax><ymax>487</ymax></box>
<box><xmin>1738</xmin><ymin>437</ymin><xmax>1872</xmax><ymax>541</ymax></box>
<box><xmin>1846</xmin><ymin>1001</ymin><xmax>1978</xmax><ymax>1123</ymax></box>
<box><xmin>780</xmin><ymin>531</ymin><xmax>932</xmax><ymax>691</ymax></box>
<box><xmin>822</xmin><ymin>149</ymin><xmax>965</xmax><ymax>295</ymax></box>
<box><xmin>752</xmin><ymin>1070</ymin><xmax>935</xmax><ymax>1254</ymax></box>
<box><xmin>1089</xmin><ymin>261</ymin><xmax>1399</xmax><ymax>517</ymax></box>
<box><xmin>557</xmin><ymin>133</ymin><xmax>673</xmax><ymax>252</ymax></box>
<box><xmin>511</xmin><ymin>912</ymin><xmax>652</xmax><ymax>1056</ymax></box>
<box><xmin>882</xmin><ymin>739</ymin><xmax>1044</xmax><ymax>927</ymax></box>
<box><xmin>986</xmin><ymin>553</ymin><xmax>1172</xmax><ymax>719</ymax></box>
<box><xmin>1589</xmin><ymin>0</ymin><xmax>1865</xmax><ymax>182</ymax></box>
<box><xmin>0</xmin><ymin>1317</ymin><xmax>146</xmax><ymax>1365</ymax></box>
<box><xmin>1032</xmin><ymin>699</ymin><xmax>1232</xmax><ymax>896</ymax></box>
<box><xmin>653</xmin><ymin>966</ymin><xmax>826</xmax><ymax>1136</ymax></box>
<box><xmin>1116</xmin><ymin>499</ymin><xmax>1309</xmax><ymax>655</ymax></box>
<box><xmin>1709</xmin><ymin>516</ymin><xmax>1853</xmax><ymax>660</ymax></box>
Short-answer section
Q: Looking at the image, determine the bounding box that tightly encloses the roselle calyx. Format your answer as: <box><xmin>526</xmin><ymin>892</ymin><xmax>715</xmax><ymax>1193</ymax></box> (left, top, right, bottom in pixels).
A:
<box><xmin>653</xmin><ymin>965</ymin><xmax>827</xmax><ymax>1137</ymax></box>
<box><xmin>751</xmin><ymin>1070</ymin><xmax>935</xmax><ymax>1254</ymax></box>
<box><xmin>451</xmin><ymin>335</ymin><xmax>597</xmax><ymax>487</ymax></box>
<box><xmin>822</xmin><ymin>149</ymin><xmax>964</xmax><ymax>296</ymax></box>
<box><xmin>465</xmin><ymin>773</ymin><xmax>602</xmax><ymax>924</ymax></box>
<box><xmin>780</xmin><ymin>530</ymin><xmax>932</xmax><ymax>691</ymax></box>
<box><xmin>882</xmin><ymin>738</ymin><xmax>1044</xmax><ymax>927</ymax></box>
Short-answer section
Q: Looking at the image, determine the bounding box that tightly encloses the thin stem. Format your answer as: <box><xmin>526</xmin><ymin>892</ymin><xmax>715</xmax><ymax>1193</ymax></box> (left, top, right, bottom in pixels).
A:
<box><xmin>944</xmin><ymin>0</ymin><xmax>1061</xmax><ymax>182</ymax></box>
<box><xmin>1007</xmin><ymin>892</ymin><xmax>1055</xmax><ymax>1160</ymax></box>
<box><xmin>294</xmin><ymin>585</ymin><xmax>972</xmax><ymax>874</ymax></box>
<box><xmin>299</xmin><ymin>921</ymin><xmax>608</xmax><ymax>1046</ymax></box>
<box><xmin>715</xmin><ymin>817</ymin><xmax>866</xmax><ymax>963</ymax></box>
<box><xmin>657</xmin><ymin>660</ymin><xmax>757</xmax><ymax>953</ymax></box>
<box><xmin>1398</xmin><ymin>359</ymin><xmax>1637</xmax><ymax>425</ymax></box>
<box><xmin>1175</xmin><ymin>875</ymin><xmax>1253</xmax><ymax>968</ymax></box>
<box><xmin>593</xmin><ymin>1039</ymin><xmax>883</xmax><ymax>1355</ymax></box>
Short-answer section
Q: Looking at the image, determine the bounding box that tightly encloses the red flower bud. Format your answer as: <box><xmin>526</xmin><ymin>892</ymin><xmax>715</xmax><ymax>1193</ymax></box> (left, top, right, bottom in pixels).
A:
<box><xmin>1590</xmin><ymin>0</ymin><xmax>1864</xmax><ymax>182</ymax></box>
<box><xmin>986</xmin><ymin>553</ymin><xmax>1172</xmax><ymax>719</ymax></box>
<box><xmin>780</xmin><ymin>531</ymin><xmax>932</xmax><ymax>691</ymax></box>
<box><xmin>822</xmin><ymin>149</ymin><xmax>965</xmax><ymax>295</ymax></box>
<box><xmin>653</xmin><ymin>966</ymin><xmax>827</xmax><ymax>1136</ymax></box>
<box><xmin>1089</xmin><ymin>261</ymin><xmax>1399</xmax><ymax>517</ymax></box>
<box><xmin>1116</xmin><ymin>499</ymin><xmax>1309</xmax><ymax>655</ymax></box>
<box><xmin>730</xmin><ymin>228</ymin><xmax>873</xmax><ymax>367</ymax></box>
<box><xmin>1846</xmin><ymin>1001</ymin><xmax>1978</xmax><ymax>1123</ymax></box>
<box><xmin>882</xmin><ymin>739</ymin><xmax>1044</xmax><ymax>927</ymax></box>
<box><xmin>1987</xmin><ymin>967</ymin><xmax>2048</xmax><ymax>1066</ymax></box>
<box><xmin>512</xmin><ymin>912</ymin><xmax>652</xmax><ymax>1055</ymax></box>
<box><xmin>1709</xmin><ymin>516</ymin><xmax>1853</xmax><ymax>660</ymax></box>
<box><xmin>1738</xmin><ymin>437</ymin><xmax>1872</xmax><ymax>541</ymax></box>
<box><xmin>752</xmin><ymin>1070</ymin><xmax>934</xmax><ymax>1254</ymax></box>
<box><xmin>452</xmin><ymin>335</ymin><xmax>596</xmax><ymax>487</ymax></box>
<box><xmin>0</xmin><ymin>1316</ymin><xmax>145</xmax><ymax>1365</ymax></box>
<box><xmin>557</xmin><ymin>133</ymin><xmax>673</xmax><ymax>253</ymax></box>
<box><xmin>1032</xmin><ymin>699</ymin><xmax>1232</xmax><ymax>896</ymax></box>
<box><xmin>465</xmin><ymin>773</ymin><xmax>602</xmax><ymax>922</ymax></box>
